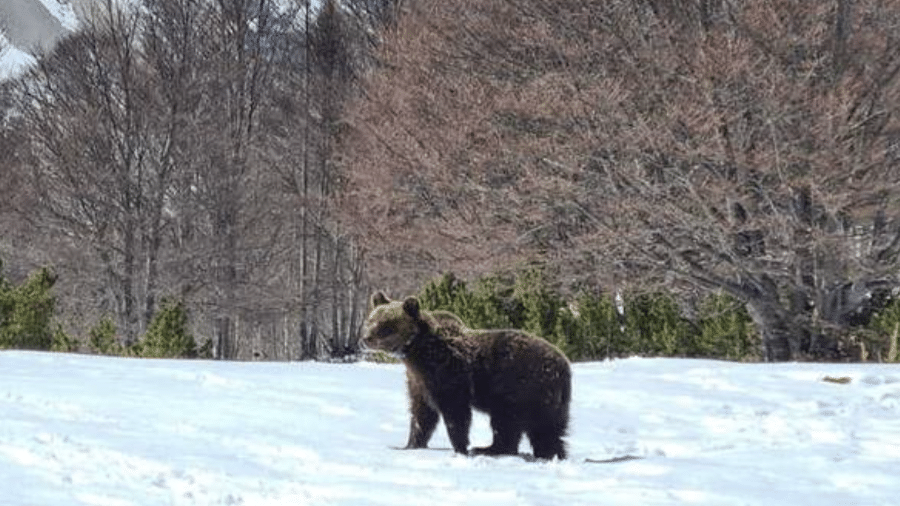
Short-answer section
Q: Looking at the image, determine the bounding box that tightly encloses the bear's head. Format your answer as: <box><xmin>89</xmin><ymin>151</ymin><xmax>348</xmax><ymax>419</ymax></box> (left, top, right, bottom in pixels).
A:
<box><xmin>361</xmin><ymin>292</ymin><xmax>426</xmax><ymax>354</ymax></box>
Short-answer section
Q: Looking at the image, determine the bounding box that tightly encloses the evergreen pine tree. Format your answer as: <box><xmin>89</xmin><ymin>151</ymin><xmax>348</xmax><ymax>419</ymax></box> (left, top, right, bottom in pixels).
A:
<box><xmin>0</xmin><ymin>263</ymin><xmax>57</xmax><ymax>350</ymax></box>
<box><xmin>140</xmin><ymin>298</ymin><xmax>196</xmax><ymax>358</ymax></box>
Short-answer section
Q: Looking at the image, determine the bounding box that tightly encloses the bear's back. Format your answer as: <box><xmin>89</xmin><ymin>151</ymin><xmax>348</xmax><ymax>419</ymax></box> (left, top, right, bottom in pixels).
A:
<box><xmin>464</xmin><ymin>330</ymin><xmax>570</xmax><ymax>414</ymax></box>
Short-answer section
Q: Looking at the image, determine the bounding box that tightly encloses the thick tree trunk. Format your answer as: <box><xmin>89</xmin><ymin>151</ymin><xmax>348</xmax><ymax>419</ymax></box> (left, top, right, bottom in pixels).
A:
<box><xmin>744</xmin><ymin>298</ymin><xmax>797</xmax><ymax>362</ymax></box>
<box><xmin>723</xmin><ymin>275</ymin><xmax>799</xmax><ymax>362</ymax></box>
<box><xmin>215</xmin><ymin>316</ymin><xmax>235</xmax><ymax>360</ymax></box>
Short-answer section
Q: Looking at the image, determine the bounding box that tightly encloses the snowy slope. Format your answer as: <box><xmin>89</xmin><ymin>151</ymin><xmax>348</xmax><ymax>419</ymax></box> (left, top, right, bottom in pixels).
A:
<box><xmin>0</xmin><ymin>0</ymin><xmax>79</xmax><ymax>80</ymax></box>
<box><xmin>0</xmin><ymin>34</ymin><xmax>37</xmax><ymax>81</ymax></box>
<box><xmin>33</xmin><ymin>0</ymin><xmax>80</xmax><ymax>32</ymax></box>
<box><xmin>0</xmin><ymin>351</ymin><xmax>898</xmax><ymax>505</ymax></box>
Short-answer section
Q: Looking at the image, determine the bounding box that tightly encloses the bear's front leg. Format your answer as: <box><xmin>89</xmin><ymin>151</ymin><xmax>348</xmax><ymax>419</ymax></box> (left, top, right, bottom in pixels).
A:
<box><xmin>405</xmin><ymin>392</ymin><xmax>440</xmax><ymax>448</ymax></box>
<box><xmin>438</xmin><ymin>399</ymin><xmax>472</xmax><ymax>455</ymax></box>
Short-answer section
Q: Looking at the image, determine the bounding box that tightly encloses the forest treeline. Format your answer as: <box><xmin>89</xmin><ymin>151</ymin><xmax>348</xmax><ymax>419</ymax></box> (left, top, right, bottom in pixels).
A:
<box><xmin>1</xmin><ymin>0</ymin><xmax>384</xmax><ymax>359</ymax></box>
<box><xmin>417</xmin><ymin>271</ymin><xmax>899</xmax><ymax>362</ymax></box>
<box><xmin>3</xmin><ymin>0</ymin><xmax>900</xmax><ymax>361</ymax></box>
<box><xmin>3</xmin><ymin>260</ymin><xmax>899</xmax><ymax>362</ymax></box>
<box><xmin>418</xmin><ymin>271</ymin><xmax>760</xmax><ymax>362</ymax></box>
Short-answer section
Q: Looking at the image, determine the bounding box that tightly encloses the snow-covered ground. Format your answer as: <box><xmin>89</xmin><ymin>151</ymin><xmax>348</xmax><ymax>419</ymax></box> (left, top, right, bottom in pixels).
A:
<box><xmin>1</xmin><ymin>351</ymin><xmax>898</xmax><ymax>505</ymax></box>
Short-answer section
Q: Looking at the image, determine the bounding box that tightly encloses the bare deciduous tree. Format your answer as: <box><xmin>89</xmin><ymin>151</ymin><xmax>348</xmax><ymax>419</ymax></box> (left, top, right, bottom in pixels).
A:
<box><xmin>4</xmin><ymin>0</ymin><xmax>381</xmax><ymax>359</ymax></box>
<box><xmin>341</xmin><ymin>0</ymin><xmax>900</xmax><ymax>360</ymax></box>
<box><xmin>14</xmin><ymin>0</ymin><xmax>171</xmax><ymax>343</ymax></box>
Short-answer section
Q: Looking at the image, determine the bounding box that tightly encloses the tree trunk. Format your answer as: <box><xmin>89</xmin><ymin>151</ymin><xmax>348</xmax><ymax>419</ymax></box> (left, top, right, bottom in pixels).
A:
<box><xmin>744</xmin><ymin>297</ymin><xmax>797</xmax><ymax>362</ymax></box>
<box><xmin>215</xmin><ymin>315</ymin><xmax>234</xmax><ymax>360</ymax></box>
<box><xmin>143</xmin><ymin>173</ymin><xmax>168</xmax><ymax>335</ymax></box>
<box><xmin>299</xmin><ymin>0</ymin><xmax>312</xmax><ymax>360</ymax></box>
<box><xmin>122</xmin><ymin>218</ymin><xmax>138</xmax><ymax>345</ymax></box>
<box><xmin>331</xmin><ymin>235</ymin><xmax>341</xmax><ymax>355</ymax></box>
<box><xmin>721</xmin><ymin>274</ymin><xmax>799</xmax><ymax>362</ymax></box>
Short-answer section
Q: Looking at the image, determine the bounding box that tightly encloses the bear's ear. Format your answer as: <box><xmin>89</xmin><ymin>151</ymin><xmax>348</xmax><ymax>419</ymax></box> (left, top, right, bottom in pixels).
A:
<box><xmin>402</xmin><ymin>296</ymin><xmax>421</xmax><ymax>319</ymax></box>
<box><xmin>371</xmin><ymin>291</ymin><xmax>390</xmax><ymax>308</ymax></box>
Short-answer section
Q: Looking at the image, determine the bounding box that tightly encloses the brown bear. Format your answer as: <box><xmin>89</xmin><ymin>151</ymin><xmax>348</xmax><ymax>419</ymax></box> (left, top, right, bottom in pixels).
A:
<box><xmin>362</xmin><ymin>292</ymin><xmax>571</xmax><ymax>460</ymax></box>
<box><xmin>400</xmin><ymin>304</ymin><xmax>470</xmax><ymax>449</ymax></box>
<box><xmin>368</xmin><ymin>291</ymin><xmax>471</xmax><ymax>449</ymax></box>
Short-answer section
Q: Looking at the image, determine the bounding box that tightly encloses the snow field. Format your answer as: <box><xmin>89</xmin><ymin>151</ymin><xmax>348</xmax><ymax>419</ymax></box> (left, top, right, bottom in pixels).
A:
<box><xmin>0</xmin><ymin>351</ymin><xmax>898</xmax><ymax>505</ymax></box>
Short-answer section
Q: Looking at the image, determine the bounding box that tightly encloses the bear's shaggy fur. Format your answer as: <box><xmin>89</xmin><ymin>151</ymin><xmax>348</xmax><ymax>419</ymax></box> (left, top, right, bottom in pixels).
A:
<box><xmin>362</xmin><ymin>292</ymin><xmax>571</xmax><ymax>460</ymax></box>
<box><xmin>370</xmin><ymin>291</ymin><xmax>470</xmax><ymax>449</ymax></box>
<box><xmin>407</xmin><ymin>314</ymin><xmax>470</xmax><ymax>447</ymax></box>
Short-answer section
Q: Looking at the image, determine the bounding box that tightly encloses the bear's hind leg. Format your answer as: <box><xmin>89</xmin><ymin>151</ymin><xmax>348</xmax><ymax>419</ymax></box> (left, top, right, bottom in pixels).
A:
<box><xmin>471</xmin><ymin>414</ymin><xmax>522</xmax><ymax>456</ymax></box>
<box><xmin>527</xmin><ymin>423</ymin><xmax>567</xmax><ymax>460</ymax></box>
